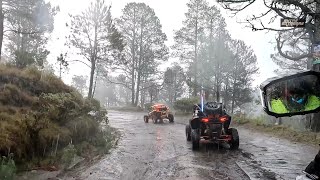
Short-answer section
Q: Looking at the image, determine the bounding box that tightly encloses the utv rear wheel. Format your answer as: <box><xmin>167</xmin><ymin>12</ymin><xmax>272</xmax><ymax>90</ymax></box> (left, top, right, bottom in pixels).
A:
<box><xmin>168</xmin><ymin>114</ymin><xmax>174</xmax><ymax>123</ymax></box>
<box><xmin>229</xmin><ymin>128</ymin><xmax>239</xmax><ymax>150</ymax></box>
<box><xmin>144</xmin><ymin>115</ymin><xmax>149</xmax><ymax>123</ymax></box>
<box><xmin>191</xmin><ymin>129</ymin><xmax>200</xmax><ymax>150</ymax></box>
<box><xmin>185</xmin><ymin>125</ymin><xmax>191</xmax><ymax>141</ymax></box>
<box><xmin>192</xmin><ymin>139</ymin><xmax>200</xmax><ymax>150</ymax></box>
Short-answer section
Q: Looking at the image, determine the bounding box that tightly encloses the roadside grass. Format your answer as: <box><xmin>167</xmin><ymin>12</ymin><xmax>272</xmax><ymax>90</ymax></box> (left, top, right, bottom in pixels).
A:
<box><xmin>232</xmin><ymin>115</ymin><xmax>320</xmax><ymax>146</ymax></box>
<box><xmin>173</xmin><ymin>110</ymin><xmax>192</xmax><ymax>116</ymax></box>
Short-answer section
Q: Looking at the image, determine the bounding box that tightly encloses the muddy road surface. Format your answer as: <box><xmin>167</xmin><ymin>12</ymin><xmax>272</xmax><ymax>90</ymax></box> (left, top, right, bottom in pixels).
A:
<box><xmin>60</xmin><ymin>110</ymin><xmax>318</xmax><ymax>180</ymax></box>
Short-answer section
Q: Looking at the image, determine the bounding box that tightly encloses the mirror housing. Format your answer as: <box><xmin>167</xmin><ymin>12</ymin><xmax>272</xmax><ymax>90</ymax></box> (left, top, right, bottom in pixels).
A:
<box><xmin>260</xmin><ymin>70</ymin><xmax>320</xmax><ymax>117</ymax></box>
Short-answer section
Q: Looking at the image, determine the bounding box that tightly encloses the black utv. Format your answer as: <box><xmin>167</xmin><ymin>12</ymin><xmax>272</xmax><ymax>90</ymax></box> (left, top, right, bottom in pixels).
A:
<box><xmin>185</xmin><ymin>102</ymin><xmax>239</xmax><ymax>150</ymax></box>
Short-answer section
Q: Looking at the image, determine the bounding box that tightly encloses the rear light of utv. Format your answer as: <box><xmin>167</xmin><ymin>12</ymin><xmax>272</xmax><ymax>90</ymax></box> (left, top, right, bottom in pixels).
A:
<box><xmin>219</xmin><ymin>116</ymin><xmax>228</xmax><ymax>122</ymax></box>
<box><xmin>201</xmin><ymin>118</ymin><xmax>209</xmax><ymax>123</ymax></box>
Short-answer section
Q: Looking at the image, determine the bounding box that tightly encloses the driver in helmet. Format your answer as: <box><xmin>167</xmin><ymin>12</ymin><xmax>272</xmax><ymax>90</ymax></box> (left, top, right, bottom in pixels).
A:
<box><xmin>286</xmin><ymin>86</ymin><xmax>308</xmax><ymax>112</ymax></box>
<box><xmin>285</xmin><ymin>82</ymin><xmax>320</xmax><ymax>112</ymax></box>
<box><xmin>270</xmin><ymin>81</ymin><xmax>320</xmax><ymax>113</ymax></box>
<box><xmin>271</xmin><ymin>82</ymin><xmax>320</xmax><ymax>113</ymax></box>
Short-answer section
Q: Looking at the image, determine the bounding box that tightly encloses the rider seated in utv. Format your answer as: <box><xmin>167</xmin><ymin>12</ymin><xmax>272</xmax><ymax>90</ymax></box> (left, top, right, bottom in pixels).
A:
<box><xmin>185</xmin><ymin>102</ymin><xmax>239</xmax><ymax>150</ymax></box>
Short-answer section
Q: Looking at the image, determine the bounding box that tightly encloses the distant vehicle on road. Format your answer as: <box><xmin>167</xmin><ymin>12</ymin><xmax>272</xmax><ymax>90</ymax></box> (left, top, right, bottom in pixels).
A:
<box><xmin>143</xmin><ymin>103</ymin><xmax>174</xmax><ymax>124</ymax></box>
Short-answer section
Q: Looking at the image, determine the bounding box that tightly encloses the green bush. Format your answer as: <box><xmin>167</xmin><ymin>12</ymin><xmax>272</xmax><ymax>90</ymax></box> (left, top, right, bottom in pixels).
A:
<box><xmin>75</xmin><ymin>141</ymin><xmax>96</xmax><ymax>158</ymax></box>
<box><xmin>173</xmin><ymin>97</ymin><xmax>199</xmax><ymax>112</ymax></box>
<box><xmin>0</xmin><ymin>154</ymin><xmax>16</xmax><ymax>180</ymax></box>
<box><xmin>60</xmin><ymin>144</ymin><xmax>77</xmax><ymax>167</ymax></box>
<box><xmin>0</xmin><ymin>64</ymin><xmax>115</xmax><ymax>170</ymax></box>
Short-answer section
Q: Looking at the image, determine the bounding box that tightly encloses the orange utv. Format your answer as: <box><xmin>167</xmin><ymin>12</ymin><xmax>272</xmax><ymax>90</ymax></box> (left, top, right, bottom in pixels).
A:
<box><xmin>144</xmin><ymin>104</ymin><xmax>174</xmax><ymax>123</ymax></box>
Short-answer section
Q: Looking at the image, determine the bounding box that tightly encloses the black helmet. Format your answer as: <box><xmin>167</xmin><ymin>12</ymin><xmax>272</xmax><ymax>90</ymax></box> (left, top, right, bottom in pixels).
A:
<box><xmin>286</xmin><ymin>81</ymin><xmax>308</xmax><ymax>111</ymax></box>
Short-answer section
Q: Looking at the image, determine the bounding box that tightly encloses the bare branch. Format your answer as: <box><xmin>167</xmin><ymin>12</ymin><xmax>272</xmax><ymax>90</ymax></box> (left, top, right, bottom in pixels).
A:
<box><xmin>3</xmin><ymin>29</ymin><xmax>43</xmax><ymax>34</ymax></box>
<box><xmin>104</xmin><ymin>76</ymin><xmax>132</xmax><ymax>90</ymax></box>
<box><xmin>276</xmin><ymin>34</ymin><xmax>312</xmax><ymax>61</ymax></box>
<box><xmin>68</xmin><ymin>60</ymin><xmax>91</xmax><ymax>68</ymax></box>
<box><xmin>217</xmin><ymin>0</ymin><xmax>256</xmax><ymax>12</ymax></box>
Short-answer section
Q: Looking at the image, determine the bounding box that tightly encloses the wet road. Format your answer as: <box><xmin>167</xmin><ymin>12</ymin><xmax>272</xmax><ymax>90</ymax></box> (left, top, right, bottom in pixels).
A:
<box><xmin>62</xmin><ymin>110</ymin><xmax>318</xmax><ymax>180</ymax></box>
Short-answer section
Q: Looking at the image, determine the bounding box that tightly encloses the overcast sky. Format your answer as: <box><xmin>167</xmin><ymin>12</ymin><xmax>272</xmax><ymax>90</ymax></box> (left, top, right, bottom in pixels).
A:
<box><xmin>46</xmin><ymin>0</ymin><xmax>279</xmax><ymax>87</ymax></box>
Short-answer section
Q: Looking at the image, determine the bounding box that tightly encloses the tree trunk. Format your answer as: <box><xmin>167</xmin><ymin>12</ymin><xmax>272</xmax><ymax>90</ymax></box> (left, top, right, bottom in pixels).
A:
<box><xmin>88</xmin><ymin>23</ymin><xmax>98</xmax><ymax>99</ymax></box>
<box><xmin>131</xmin><ymin>8</ymin><xmax>137</xmax><ymax>106</ymax></box>
<box><xmin>193</xmin><ymin>7</ymin><xmax>199</xmax><ymax>97</ymax></box>
<box><xmin>231</xmin><ymin>96</ymin><xmax>235</xmax><ymax>114</ymax></box>
<box><xmin>224</xmin><ymin>77</ymin><xmax>229</xmax><ymax>105</ymax></box>
<box><xmin>88</xmin><ymin>60</ymin><xmax>96</xmax><ymax>98</ymax></box>
<box><xmin>135</xmin><ymin>21</ymin><xmax>144</xmax><ymax>107</ymax></box>
<box><xmin>206</xmin><ymin>19</ymin><xmax>213</xmax><ymax>102</ymax></box>
<box><xmin>215</xmin><ymin>73</ymin><xmax>220</xmax><ymax>102</ymax></box>
<box><xmin>215</xmin><ymin>34</ymin><xmax>221</xmax><ymax>102</ymax></box>
<box><xmin>131</xmin><ymin>69</ymin><xmax>135</xmax><ymax>105</ymax></box>
<box><xmin>204</xmin><ymin>89</ymin><xmax>209</xmax><ymax>101</ymax></box>
<box><xmin>172</xmin><ymin>73</ymin><xmax>177</xmax><ymax>104</ymax></box>
<box><xmin>135</xmin><ymin>72</ymin><xmax>141</xmax><ymax>106</ymax></box>
<box><xmin>231</xmin><ymin>73</ymin><xmax>237</xmax><ymax>114</ymax></box>
<box><xmin>140</xmin><ymin>88</ymin><xmax>145</xmax><ymax>108</ymax></box>
<box><xmin>92</xmin><ymin>70</ymin><xmax>98</xmax><ymax>97</ymax></box>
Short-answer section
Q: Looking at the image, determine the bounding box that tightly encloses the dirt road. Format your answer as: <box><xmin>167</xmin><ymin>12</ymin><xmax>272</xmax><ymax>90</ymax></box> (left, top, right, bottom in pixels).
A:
<box><xmin>59</xmin><ymin>110</ymin><xmax>318</xmax><ymax>180</ymax></box>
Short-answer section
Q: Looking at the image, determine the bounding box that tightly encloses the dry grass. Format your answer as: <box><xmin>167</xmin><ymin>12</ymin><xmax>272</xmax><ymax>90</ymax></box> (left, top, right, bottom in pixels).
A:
<box><xmin>233</xmin><ymin>116</ymin><xmax>320</xmax><ymax>146</ymax></box>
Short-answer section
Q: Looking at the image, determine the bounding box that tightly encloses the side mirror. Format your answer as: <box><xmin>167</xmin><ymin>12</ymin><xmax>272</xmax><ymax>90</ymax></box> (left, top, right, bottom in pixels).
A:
<box><xmin>260</xmin><ymin>71</ymin><xmax>320</xmax><ymax>117</ymax></box>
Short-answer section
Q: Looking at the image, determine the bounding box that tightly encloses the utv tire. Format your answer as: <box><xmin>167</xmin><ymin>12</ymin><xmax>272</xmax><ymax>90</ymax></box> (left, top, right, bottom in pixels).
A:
<box><xmin>168</xmin><ymin>114</ymin><xmax>174</xmax><ymax>123</ymax></box>
<box><xmin>229</xmin><ymin>128</ymin><xmax>239</xmax><ymax>150</ymax></box>
<box><xmin>191</xmin><ymin>129</ymin><xmax>200</xmax><ymax>150</ymax></box>
<box><xmin>185</xmin><ymin>125</ymin><xmax>191</xmax><ymax>141</ymax></box>
<box><xmin>152</xmin><ymin>117</ymin><xmax>157</xmax><ymax>124</ymax></box>
<box><xmin>144</xmin><ymin>115</ymin><xmax>149</xmax><ymax>123</ymax></box>
<box><xmin>192</xmin><ymin>139</ymin><xmax>200</xmax><ymax>150</ymax></box>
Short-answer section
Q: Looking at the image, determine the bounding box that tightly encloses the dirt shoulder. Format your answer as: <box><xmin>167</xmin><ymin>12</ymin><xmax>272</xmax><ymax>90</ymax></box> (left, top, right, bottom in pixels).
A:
<box><xmin>233</xmin><ymin>122</ymin><xmax>320</xmax><ymax>147</ymax></box>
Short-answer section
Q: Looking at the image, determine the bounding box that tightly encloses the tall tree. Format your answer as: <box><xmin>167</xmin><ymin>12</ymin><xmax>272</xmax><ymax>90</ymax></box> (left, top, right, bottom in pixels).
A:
<box><xmin>67</xmin><ymin>0</ymin><xmax>124</xmax><ymax>98</ymax></box>
<box><xmin>227</xmin><ymin>39</ymin><xmax>259</xmax><ymax>113</ymax></box>
<box><xmin>172</xmin><ymin>0</ymin><xmax>209</xmax><ymax>96</ymax></box>
<box><xmin>4</xmin><ymin>0</ymin><xmax>57</xmax><ymax>67</ymax></box>
<box><xmin>114</xmin><ymin>2</ymin><xmax>168</xmax><ymax>106</ymax></box>
<box><xmin>197</xmin><ymin>5</ymin><xmax>232</xmax><ymax>102</ymax></box>
<box><xmin>161</xmin><ymin>63</ymin><xmax>186</xmax><ymax>105</ymax></box>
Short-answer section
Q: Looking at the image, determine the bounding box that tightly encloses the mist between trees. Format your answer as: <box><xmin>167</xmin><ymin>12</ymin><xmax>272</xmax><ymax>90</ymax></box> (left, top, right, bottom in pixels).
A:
<box><xmin>67</xmin><ymin>0</ymin><xmax>259</xmax><ymax>115</ymax></box>
<box><xmin>0</xmin><ymin>0</ymin><xmax>258</xmax><ymax>114</ymax></box>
